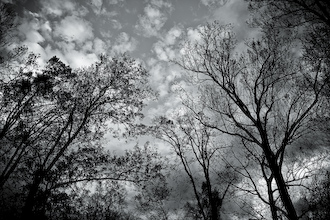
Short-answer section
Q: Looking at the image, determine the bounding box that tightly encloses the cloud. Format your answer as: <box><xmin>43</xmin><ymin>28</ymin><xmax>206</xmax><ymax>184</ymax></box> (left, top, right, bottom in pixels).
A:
<box><xmin>47</xmin><ymin>41</ymin><xmax>98</xmax><ymax>68</ymax></box>
<box><xmin>54</xmin><ymin>15</ymin><xmax>94</xmax><ymax>44</ymax></box>
<box><xmin>21</xmin><ymin>26</ymin><xmax>44</xmax><ymax>44</ymax></box>
<box><xmin>78</xmin><ymin>37</ymin><xmax>108</xmax><ymax>55</ymax></box>
<box><xmin>186</xmin><ymin>27</ymin><xmax>203</xmax><ymax>42</ymax></box>
<box><xmin>111</xmin><ymin>19</ymin><xmax>122</xmax><ymax>30</ymax></box>
<box><xmin>201</xmin><ymin>0</ymin><xmax>227</xmax><ymax>7</ymax></box>
<box><xmin>176</xmin><ymin>26</ymin><xmax>204</xmax><ymax>56</ymax></box>
<box><xmin>75</xmin><ymin>6</ymin><xmax>90</xmax><ymax>17</ymax></box>
<box><xmin>39</xmin><ymin>20</ymin><xmax>52</xmax><ymax>41</ymax></box>
<box><xmin>164</xmin><ymin>25</ymin><xmax>182</xmax><ymax>45</ymax></box>
<box><xmin>212</xmin><ymin>0</ymin><xmax>260</xmax><ymax>41</ymax></box>
<box><xmin>149</xmin><ymin>0</ymin><xmax>173</xmax><ymax>11</ymax></box>
<box><xmin>148</xmin><ymin>61</ymin><xmax>165</xmax><ymax>81</ymax></box>
<box><xmin>65</xmin><ymin>50</ymin><xmax>98</xmax><ymax>68</ymax></box>
<box><xmin>17</xmin><ymin>10</ymin><xmax>54</xmax><ymax>46</ymax></box>
<box><xmin>51</xmin><ymin>37</ymin><xmax>107</xmax><ymax>68</ymax></box>
<box><xmin>148</xmin><ymin>62</ymin><xmax>181</xmax><ymax>98</ymax></box>
<box><xmin>40</xmin><ymin>0</ymin><xmax>77</xmax><ymax>17</ymax></box>
<box><xmin>108</xmin><ymin>0</ymin><xmax>125</xmax><ymax>5</ymax></box>
<box><xmin>153</xmin><ymin>42</ymin><xmax>175</xmax><ymax>61</ymax></box>
<box><xmin>152</xmin><ymin>25</ymin><xmax>183</xmax><ymax>61</ymax></box>
<box><xmin>90</xmin><ymin>0</ymin><xmax>103</xmax><ymax>13</ymax></box>
<box><xmin>16</xmin><ymin>4</ymin><xmax>109</xmax><ymax>69</ymax></box>
<box><xmin>15</xmin><ymin>12</ymin><xmax>48</xmax><ymax>65</ymax></box>
<box><xmin>18</xmin><ymin>12</ymin><xmax>44</xmax><ymax>42</ymax></box>
<box><xmin>135</xmin><ymin>3</ymin><xmax>170</xmax><ymax>37</ymax></box>
<box><xmin>93</xmin><ymin>38</ymin><xmax>108</xmax><ymax>55</ymax></box>
<box><xmin>147</xmin><ymin>93</ymin><xmax>182</xmax><ymax>119</ymax></box>
<box><xmin>201</xmin><ymin>0</ymin><xmax>215</xmax><ymax>6</ymax></box>
<box><xmin>112</xmin><ymin>32</ymin><xmax>138</xmax><ymax>54</ymax></box>
<box><xmin>88</xmin><ymin>0</ymin><xmax>124</xmax><ymax>17</ymax></box>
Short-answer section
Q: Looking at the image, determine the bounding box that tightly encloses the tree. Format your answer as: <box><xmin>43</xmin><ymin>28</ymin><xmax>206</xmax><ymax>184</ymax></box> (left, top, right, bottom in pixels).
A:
<box><xmin>0</xmin><ymin>2</ymin><xmax>17</xmax><ymax>47</ymax></box>
<box><xmin>38</xmin><ymin>143</ymin><xmax>161</xmax><ymax>220</ymax></box>
<box><xmin>0</xmin><ymin>55</ymin><xmax>71</xmax><ymax>188</ymax></box>
<box><xmin>307</xmin><ymin>170</ymin><xmax>330</xmax><ymax>220</ymax></box>
<box><xmin>175</xmin><ymin>21</ymin><xmax>325</xmax><ymax>220</ymax></box>
<box><xmin>153</xmin><ymin>113</ymin><xmax>235</xmax><ymax>220</ymax></box>
<box><xmin>246</xmin><ymin>0</ymin><xmax>330</xmax><ymax>28</ymax></box>
<box><xmin>0</xmin><ymin>54</ymin><xmax>155</xmax><ymax>219</ymax></box>
<box><xmin>0</xmin><ymin>2</ymin><xmax>27</xmax><ymax>65</ymax></box>
<box><xmin>246</xmin><ymin>0</ymin><xmax>330</xmax><ymax>96</ymax></box>
<box><xmin>245</xmin><ymin>2</ymin><xmax>330</xmax><ymax>217</ymax></box>
<box><xmin>134</xmin><ymin>169</ymin><xmax>171</xmax><ymax>220</ymax></box>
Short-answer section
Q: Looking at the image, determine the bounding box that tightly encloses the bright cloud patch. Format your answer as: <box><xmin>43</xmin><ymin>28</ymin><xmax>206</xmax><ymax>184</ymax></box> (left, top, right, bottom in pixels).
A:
<box><xmin>41</xmin><ymin>0</ymin><xmax>76</xmax><ymax>17</ymax></box>
<box><xmin>153</xmin><ymin>42</ymin><xmax>175</xmax><ymax>61</ymax></box>
<box><xmin>80</xmin><ymin>37</ymin><xmax>108</xmax><ymax>55</ymax></box>
<box><xmin>111</xmin><ymin>19</ymin><xmax>122</xmax><ymax>30</ymax></box>
<box><xmin>90</xmin><ymin>0</ymin><xmax>103</xmax><ymax>13</ymax></box>
<box><xmin>89</xmin><ymin>0</ymin><xmax>115</xmax><ymax>16</ymax></box>
<box><xmin>149</xmin><ymin>0</ymin><xmax>173</xmax><ymax>10</ymax></box>
<box><xmin>186</xmin><ymin>27</ymin><xmax>202</xmax><ymax>42</ymax></box>
<box><xmin>149</xmin><ymin>62</ymin><xmax>181</xmax><ymax>97</ymax></box>
<box><xmin>164</xmin><ymin>25</ymin><xmax>182</xmax><ymax>45</ymax></box>
<box><xmin>93</xmin><ymin>38</ymin><xmax>108</xmax><ymax>55</ymax></box>
<box><xmin>152</xmin><ymin>25</ymin><xmax>182</xmax><ymax>61</ymax></box>
<box><xmin>54</xmin><ymin>15</ymin><xmax>94</xmax><ymax>44</ymax></box>
<box><xmin>135</xmin><ymin>4</ymin><xmax>168</xmax><ymax>37</ymax></box>
<box><xmin>20</xmin><ymin>25</ymin><xmax>44</xmax><ymax>44</ymax></box>
<box><xmin>112</xmin><ymin>32</ymin><xmax>137</xmax><ymax>54</ymax></box>
<box><xmin>18</xmin><ymin>12</ymin><xmax>44</xmax><ymax>43</ymax></box>
<box><xmin>16</xmin><ymin>12</ymin><xmax>48</xmax><ymax>65</ymax></box>
<box><xmin>66</xmin><ymin>50</ymin><xmax>98</xmax><ymax>68</ymax></box>
<box><xmin>201</xmin><ymin>0</ymin><xmax>227</xmax><ymax>7</ymax></box>
<box><xmin>108</xmin><ymin>0</ymin><xmax>125</xmax><ymax>4</ymax></box>
<box><xmin>147</xmin><ymin>93</ymin><xmax>182</xmax><ymax>119</ymax></box>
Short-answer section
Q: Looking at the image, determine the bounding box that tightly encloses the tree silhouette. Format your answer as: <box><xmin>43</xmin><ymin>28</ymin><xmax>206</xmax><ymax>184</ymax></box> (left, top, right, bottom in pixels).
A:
<box><xmin>175</xmin><ymin>21</ymin><xmax>326</xmax><ymax>220</ymax></box>
<box><xmin>154</xmin><ymin>113</ymin><xmax>235</xmax><ymax>220</ymax></box>
<box><xmin>0</xmin><ymin>54</ymin><xmax>155</xmax><ymax>219</ymax></box>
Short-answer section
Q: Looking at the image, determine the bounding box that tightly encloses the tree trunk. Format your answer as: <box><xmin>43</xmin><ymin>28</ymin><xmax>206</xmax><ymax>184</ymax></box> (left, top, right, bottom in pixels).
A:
<box><xmin>210</xmin><ymin>194</ymin><xmax>220</xmax><ymax>220</ymax></box>
<box><xmin>266</xmin><ymin>154</ymin><xmax>298</xmax><ymax>220</ymax></box>
<box><xmin>22</xmin><ymin>170</ymin><xmax>44</xmax><ymax>219</ymax></box>
<box><xmin>266</xmin><ymin>177</ymin><xmax>278</xmax><ymax>220</ymax></box>
<box><xmin>205</xmin><ymin>176</ymin><xmax>219</xmax><ymax>220</ymax></box>
<box><xmin>259</xmin><ymin>125</ymin><xmax>298</xmax><ymax>220</ymax></box>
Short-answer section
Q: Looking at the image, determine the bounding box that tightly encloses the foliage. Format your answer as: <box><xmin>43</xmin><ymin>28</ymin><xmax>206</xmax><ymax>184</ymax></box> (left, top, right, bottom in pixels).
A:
<box><xmin>2</xmin><ymin>1</ymin><xmax>330</xmax><ymax>219</ymax></box>
<box><xmin>135</xmin><ymin>172</ymin><xmax>171</xmax><ymax>220</ymax></box>
<box><xmin>308</xmin><ymin>170</ymin><xmax>330</xmax><ymax>220</ymax></box>
<box><xmin>0</xmin><ymin>53</ymin><xmax>155</xmax><ymax>219</ymax></box>
<box><xmin>45</xmin><ymin>144</ymin><xmax>162</xmax><ymax>220</ymax></box>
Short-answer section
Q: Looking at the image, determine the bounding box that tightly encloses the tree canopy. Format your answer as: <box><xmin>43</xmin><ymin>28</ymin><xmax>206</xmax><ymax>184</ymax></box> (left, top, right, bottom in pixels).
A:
<box><xmin>1</xmin><ymin>1</ymin><xmax>330</xmax><ymax>220</ymax></box>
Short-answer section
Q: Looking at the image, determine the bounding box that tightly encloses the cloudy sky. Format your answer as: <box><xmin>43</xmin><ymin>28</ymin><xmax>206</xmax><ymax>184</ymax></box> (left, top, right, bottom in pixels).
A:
<box><xmin>4</xmin><ymin>1</ymin><xmax>285</xmax><ymax>217</ymax></box>
<box><xmin>7</xmin><ymin>0</ymin><xmax>260</xmax><ymax>153</ymax></box>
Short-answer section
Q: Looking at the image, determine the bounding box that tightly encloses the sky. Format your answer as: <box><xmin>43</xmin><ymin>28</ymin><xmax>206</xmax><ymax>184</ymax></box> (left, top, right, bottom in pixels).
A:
<box><xmin>6</xmin><ymin>0</ymin><xmax>260</xmax><ymax>124</ymax></box>
<box><xmin>4</xmin><ymin>1</ymin><xmax>317</xmax><ymax>218</ymax></box>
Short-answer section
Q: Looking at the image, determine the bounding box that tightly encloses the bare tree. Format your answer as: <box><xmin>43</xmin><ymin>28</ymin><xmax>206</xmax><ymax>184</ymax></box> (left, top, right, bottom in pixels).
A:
<box><xmin>247</xmin><ymin>0</ymin><xmax>330</xmax><ymax>97</ymax></box>
<box><xmin>154</xmin><ymin>113</ymin><xmax>235</xmax><ymax>220</ymax></box>
<box><xmin>175</xmin><ymin>22</ymin><xmax>326</xmax><ymax>220</ymax></box>
<box><xmin>247</xmin><ymin>0</ymin><xmax>330</xmax><ymax>28</ymax></box>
